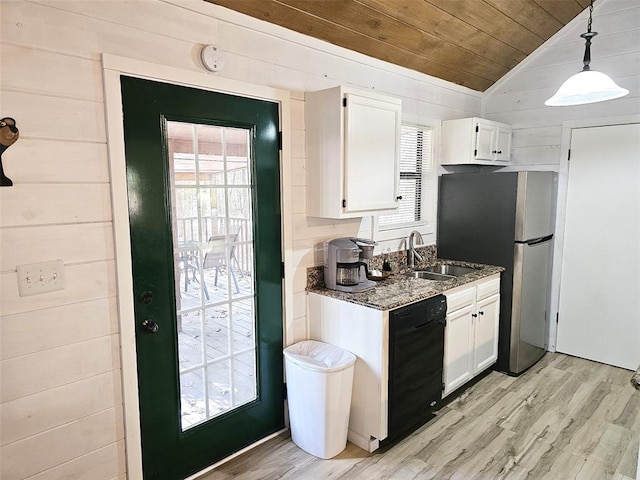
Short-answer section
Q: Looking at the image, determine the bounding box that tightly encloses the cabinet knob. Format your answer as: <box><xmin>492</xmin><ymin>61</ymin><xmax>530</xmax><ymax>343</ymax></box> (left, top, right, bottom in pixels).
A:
<box><xmin>497</xmin><ymin>151</ymin><xmax>502</xmax><ymax>155</ymax></box>
<box><xmin>479</xmin><ymin>311</ymin><xmax>484</xmax><ymax>316</ymax></box>
<box><xmin>396</xmin><ymin>195</ymin><xmax>403</xmax><ymax>201</ymax></box>
<box><xmin>492</xmin><ymin>150</ymin><xmax>497</xmax><ymax>154</ymax></box>
<box><xmin>472</xmin><ymin>313</ymin><xmax>478</xmax><ymax>318</ymax></box>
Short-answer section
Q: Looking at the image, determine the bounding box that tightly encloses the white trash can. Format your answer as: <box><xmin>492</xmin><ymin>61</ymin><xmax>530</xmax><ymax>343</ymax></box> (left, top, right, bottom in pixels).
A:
<box><xmin>283</xmin><ymin>340</ymin><xmax>356</xmax><ymax>459</ymax></box>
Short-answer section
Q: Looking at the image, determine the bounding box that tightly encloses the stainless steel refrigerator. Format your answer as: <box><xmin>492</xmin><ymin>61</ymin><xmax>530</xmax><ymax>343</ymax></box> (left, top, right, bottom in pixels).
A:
<box><xmin>438</xmin><ymin>171</ymin><xmax>556</xmax><ymax>375</ymax></box>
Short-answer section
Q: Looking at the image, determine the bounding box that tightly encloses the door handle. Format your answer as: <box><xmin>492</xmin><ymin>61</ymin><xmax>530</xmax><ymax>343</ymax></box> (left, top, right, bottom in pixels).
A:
<box><xmin>141</xmin><ymin>319</ymin><xmax>159</xmax><ymax>333</ymax></box>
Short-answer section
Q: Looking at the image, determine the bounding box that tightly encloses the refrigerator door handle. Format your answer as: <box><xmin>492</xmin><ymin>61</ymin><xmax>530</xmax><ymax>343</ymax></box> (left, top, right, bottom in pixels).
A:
<box><xmin>518</xmin><ymin>234</ymin><xmax>554</xmax><ymax>246</ymax></box>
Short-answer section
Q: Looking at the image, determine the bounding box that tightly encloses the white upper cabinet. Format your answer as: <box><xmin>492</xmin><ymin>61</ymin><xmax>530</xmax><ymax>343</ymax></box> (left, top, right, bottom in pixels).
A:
<box><xmin>305</xmin><ymin>86</ymin><xmax>401</xmax><ymax>218</ymax></box>
<box><xmin>441</xmin><ymin>117</ymin><xmax>512</xmax><ymax>165</ymax></box>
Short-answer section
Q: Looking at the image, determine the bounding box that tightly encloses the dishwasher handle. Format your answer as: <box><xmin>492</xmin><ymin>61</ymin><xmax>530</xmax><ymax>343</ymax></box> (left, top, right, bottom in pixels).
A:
<box><xmin>396</xmin><ymin>315</ymin><xmax>447</xmax><ymax>335</ymax></box>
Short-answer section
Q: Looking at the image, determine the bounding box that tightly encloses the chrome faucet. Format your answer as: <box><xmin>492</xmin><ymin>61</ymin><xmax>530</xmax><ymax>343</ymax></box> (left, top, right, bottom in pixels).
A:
<box><xmin>407</xmin><ymin>230</ymin><xmax>424</xmax><ymax>268</ymax></box>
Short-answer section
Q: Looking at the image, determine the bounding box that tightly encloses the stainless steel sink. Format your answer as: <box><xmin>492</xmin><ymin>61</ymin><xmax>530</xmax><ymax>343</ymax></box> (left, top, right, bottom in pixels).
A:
<box><xmin>404</xmin><ymin>263</ymin><xmax>480</xmax><ymax>281</ymax></box>
<box><xmin>422</xmin><ymin>264</ymin><xmax>479</xmax><ymax>277</ymax></box>
<box><xmin>404</xmin><ymin>271</ymin><xmax>454</xmax><ymax>281</ymax></box>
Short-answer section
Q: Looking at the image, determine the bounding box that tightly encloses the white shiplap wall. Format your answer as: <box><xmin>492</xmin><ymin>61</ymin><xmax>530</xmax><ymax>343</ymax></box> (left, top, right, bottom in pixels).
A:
<box><xmin>483</xmin><ymin>0</ymin><xmax>640</xmax><ymax>169</ymax></box>
<box><xmin>0</xmin><ymin>0</ymin><xmax>481</xmax><ymax>477</ymax></box>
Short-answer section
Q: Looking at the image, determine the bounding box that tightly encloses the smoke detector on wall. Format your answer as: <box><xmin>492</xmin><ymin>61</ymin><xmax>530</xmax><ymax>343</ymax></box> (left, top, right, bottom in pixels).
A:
<box><xmin>200</xmin><ymin>45</ymin><xmax>225</xmax><ymax>72</ymax></box>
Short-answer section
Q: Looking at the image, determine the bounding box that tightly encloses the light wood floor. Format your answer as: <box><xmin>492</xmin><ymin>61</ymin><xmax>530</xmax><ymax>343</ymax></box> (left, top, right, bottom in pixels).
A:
<box><xmin>199</xmin><ymin>353</ymin><xmax>639</xmax><ymax>479</ymax></box>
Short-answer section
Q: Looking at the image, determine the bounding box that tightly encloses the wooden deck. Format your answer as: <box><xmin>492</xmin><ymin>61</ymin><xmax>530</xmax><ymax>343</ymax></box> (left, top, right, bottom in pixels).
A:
<box><xmin>198</xmin><ymin>352</ymin><xmax>639</xmax><ymax>479</ymax></box>
<box><xmin>177</xmin><ymin>267</ymin><xmax>257</xmax><ymax>430</ymax></box>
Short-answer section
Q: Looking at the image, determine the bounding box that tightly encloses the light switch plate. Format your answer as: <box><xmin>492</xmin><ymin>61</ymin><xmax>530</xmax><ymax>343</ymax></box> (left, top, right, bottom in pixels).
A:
<box><xmin>17</xmin><ymin>260</ymin><xmax>65</xmax><ymax>296</ymax></box>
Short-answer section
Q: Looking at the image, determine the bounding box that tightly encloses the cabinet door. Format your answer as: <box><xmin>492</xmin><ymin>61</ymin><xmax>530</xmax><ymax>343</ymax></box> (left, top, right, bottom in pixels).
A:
<box><xmin>475</xmin><ymin>122</ymin><xmax>495</xmax><ymax>161</ymax></box>
<box><xmin>495</xmin><ymin>127</ymin><xmax>511</xmax><ymax>162</ymax></box>
<box><xmin>344</xmin><ymin>93</ymin><xmax>400</xmax><ymax>213</ymax></box>
<box><xmin>443</xmin><ymin>304</ymin><xmax>474</xmax><ymax>396</ymax></box>
<box><xmin>473</xmin><ymin>294</ymin><xmax>500</xmax><ymax>374</ymax></box>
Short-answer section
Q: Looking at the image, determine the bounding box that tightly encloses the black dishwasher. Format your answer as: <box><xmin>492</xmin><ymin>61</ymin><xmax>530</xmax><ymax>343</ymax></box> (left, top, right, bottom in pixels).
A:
<box><xmin>385</xmin><ymin>294</ymin><xmax>447</xmax><ymax>444</ymax></box>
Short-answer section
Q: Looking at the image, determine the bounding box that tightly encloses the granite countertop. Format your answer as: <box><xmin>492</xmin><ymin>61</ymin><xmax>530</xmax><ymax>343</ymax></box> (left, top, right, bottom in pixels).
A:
<box><xmin>307</xmin><ymin>259</ymin><xmax>504</xmax><ymax>311</ymax></box>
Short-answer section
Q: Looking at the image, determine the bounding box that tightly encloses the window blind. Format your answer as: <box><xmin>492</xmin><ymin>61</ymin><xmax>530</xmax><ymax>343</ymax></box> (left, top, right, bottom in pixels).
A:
<box><xmin>378</xmin><ymin>124</ymin><xmax>433</xmax><ymax>229</ymax></box>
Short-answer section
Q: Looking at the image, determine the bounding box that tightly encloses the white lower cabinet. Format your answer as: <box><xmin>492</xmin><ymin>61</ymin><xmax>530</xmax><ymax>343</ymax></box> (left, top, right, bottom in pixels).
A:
<box><xmin>307</xmin><ymin>273</ymin><xmax>501</xmax><ymax>452</ymax></box>
<box><xmin>443</xmin><ymin>274</ymin><xmax>500</xmax><ymax>397</ymax></box>
<box><xmin>308</xmin><ymin>292</ymin><xmax>389</xmax><ymax>453</ymax></box>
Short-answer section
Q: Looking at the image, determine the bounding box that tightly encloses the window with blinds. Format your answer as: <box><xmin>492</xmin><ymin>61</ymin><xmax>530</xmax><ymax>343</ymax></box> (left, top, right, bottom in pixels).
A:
<box><xmin>378</xmin><ymin>123</ymin><xmax>434</xmax><ymax>230</ymax></box>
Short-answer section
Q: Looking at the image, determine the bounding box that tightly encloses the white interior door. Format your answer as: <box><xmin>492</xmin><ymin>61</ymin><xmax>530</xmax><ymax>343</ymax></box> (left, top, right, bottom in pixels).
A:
<box><xmin>556</xmin><ymin>123</ymin><xmax>640</xmax><ymax>370</ymax></box>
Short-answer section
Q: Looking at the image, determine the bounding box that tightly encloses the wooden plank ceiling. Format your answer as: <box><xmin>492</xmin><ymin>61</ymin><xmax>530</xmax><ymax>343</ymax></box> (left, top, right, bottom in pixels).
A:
<box><xmin>206</xmin><ymin>0</ymin><xmax>591</xmax><ymax>91</ymax></box>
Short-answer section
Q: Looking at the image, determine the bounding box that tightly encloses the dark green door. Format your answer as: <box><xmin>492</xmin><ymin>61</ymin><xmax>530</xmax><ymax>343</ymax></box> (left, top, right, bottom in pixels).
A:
<box><xmin>121</xmin><ymin>76</ymin><xmax>284</xmax><ymax>480</ymax></box>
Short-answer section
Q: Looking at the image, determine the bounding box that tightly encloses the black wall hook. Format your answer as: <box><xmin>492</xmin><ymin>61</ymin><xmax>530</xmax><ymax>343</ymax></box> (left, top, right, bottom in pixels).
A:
<box><xmin>0</xmin><ymin>117</ymin><xmax>19</xmax><ymax>187</ymax></box>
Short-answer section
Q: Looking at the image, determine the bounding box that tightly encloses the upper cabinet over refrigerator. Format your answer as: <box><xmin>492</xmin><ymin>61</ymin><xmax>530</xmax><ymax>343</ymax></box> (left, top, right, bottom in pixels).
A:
<box><xmin>305</xmin><ymin>86</ymin><xmax>401</xmax><ymax>219</ymax></box>
<box><xmin>441</xmin><ymin>117</ymin><xmax>512</xmax><ymax>165</ymax></box>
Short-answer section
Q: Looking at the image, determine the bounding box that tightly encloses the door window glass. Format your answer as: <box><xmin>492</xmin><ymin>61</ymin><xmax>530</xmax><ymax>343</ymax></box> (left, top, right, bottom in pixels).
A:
<box><xmin>167</xmin><ymin>121</ymin><xmax>256</xmax><ymax>431</ymax></box>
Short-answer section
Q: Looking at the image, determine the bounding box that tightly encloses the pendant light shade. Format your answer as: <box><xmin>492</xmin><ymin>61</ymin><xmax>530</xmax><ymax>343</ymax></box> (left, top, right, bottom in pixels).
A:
<box><xmin>545</xmin><ymin>0</ymin><xmax>629</xmax><ymax>107</ymax></box>
<box><xmin>545</xmin><ymin>70</ymin><xmax>629</xmax><ymax>106</ymax></box>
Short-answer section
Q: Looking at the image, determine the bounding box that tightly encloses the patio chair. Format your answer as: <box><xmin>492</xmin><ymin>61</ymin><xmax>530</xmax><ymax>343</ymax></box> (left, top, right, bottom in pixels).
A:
<box><xmin>203</xmin><ymin>229</ymin><xmax>241</xmax><ymax>294</ymax></box>
<box><xmin>178</xmin><ymin>242</ymin><xmax>201</xmax><ymax>294</ymax></box>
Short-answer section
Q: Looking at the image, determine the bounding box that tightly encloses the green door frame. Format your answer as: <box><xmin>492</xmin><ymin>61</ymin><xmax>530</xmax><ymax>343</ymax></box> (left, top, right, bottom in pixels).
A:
<box><xmin>102</xmin><ymin>54</ymin><xmax>294</xmax><ymax>479</ymax></box>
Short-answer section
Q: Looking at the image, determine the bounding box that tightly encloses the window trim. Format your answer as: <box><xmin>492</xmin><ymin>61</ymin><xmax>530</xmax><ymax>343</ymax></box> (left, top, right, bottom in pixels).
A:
<box><xmin>372</xmin><ymin>115</ymin><xmax>440</xmax><ymax>245</ymax></box>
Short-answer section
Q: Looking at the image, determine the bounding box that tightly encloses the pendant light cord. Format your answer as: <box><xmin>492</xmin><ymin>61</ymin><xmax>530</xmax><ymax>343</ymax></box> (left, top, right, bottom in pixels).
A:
<box><xmin>580</xmin><ymin>0</ymin><xmax>597</xmax><ymax>71</ymax></box>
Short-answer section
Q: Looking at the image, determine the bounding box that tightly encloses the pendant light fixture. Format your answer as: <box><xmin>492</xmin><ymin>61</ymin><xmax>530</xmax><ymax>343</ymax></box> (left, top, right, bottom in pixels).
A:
<box><xmin>545</xmin><ymin>0</ymin><xmax>628</xmax><ymax>106</ymax></box>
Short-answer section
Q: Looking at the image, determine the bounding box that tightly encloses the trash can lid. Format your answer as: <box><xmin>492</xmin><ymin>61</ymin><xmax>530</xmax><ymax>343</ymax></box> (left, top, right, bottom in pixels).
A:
<box><xmin>283</xmin><ymin>340</ymin><xmax>356</xmax><ymax>373</ymax></box>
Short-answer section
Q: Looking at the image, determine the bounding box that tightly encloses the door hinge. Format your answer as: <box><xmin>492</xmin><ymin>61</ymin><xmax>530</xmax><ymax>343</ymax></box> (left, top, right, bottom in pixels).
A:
<box><xmin>283</xmin><ymin>382</ymin><xmax>287</xmax><ymax>400</ymax></box>
<box><xmin>475</xmin><ymin>124</ymin><xmax>479</xmax><ymax>133</ymax></box>
<box><xmin>567</xmin><ymin>149</ymin><xmax>571</xmax><ymax>161</ymax></box>
<box><xmin>342</xmin><ymin>199</ymin><xmax>346</xmax><ymax>208</ymax></box>
<box><xmin>277</xmin><ymin>131</ymin><xmax>283</xmax><ymax>151</ymax></box>
<box><xmin>281</xmin><ymin>261</ymin><xmax>285</xmax><ymax>279</ymax></box>
<box><xmin>442</xmin><ymin>382</ymin><xmax>446</xmax><ymax>392</ymax></box>
<box><xmin>474</xmin><ymin>149</ymin><xmax>478</xmax><ymax>157</ymax></box>
<box><xmin>342</xmin><ymin>98</ymin><xmax>347</xmax><ymax>107</ymax></box>
<box><xmin>556</xmin><ymin>312</ymin><xmax>559</xmax><ymax>324</ymax></box>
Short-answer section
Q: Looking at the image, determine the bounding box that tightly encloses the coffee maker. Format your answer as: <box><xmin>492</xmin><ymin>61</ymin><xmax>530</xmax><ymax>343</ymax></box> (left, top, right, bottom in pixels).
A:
<box><xmin>350</xmin><ymin>237</ymin><xmax>377</xmax><ymax>270</ymax></box>
<box><xmin>324</xmin><ymin>238</ymin><xmax>376</xmax><ymax>293</ymax></box>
